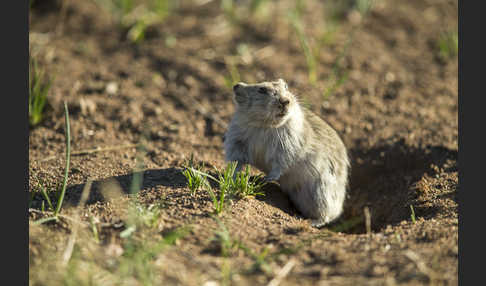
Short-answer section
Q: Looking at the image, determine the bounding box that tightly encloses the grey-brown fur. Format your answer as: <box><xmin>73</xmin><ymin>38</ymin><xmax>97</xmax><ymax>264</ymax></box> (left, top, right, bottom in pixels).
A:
<box><xmin>224</xmin><ymin>79</ymin><xmax>350</xmax><ymax>227</ymax></box>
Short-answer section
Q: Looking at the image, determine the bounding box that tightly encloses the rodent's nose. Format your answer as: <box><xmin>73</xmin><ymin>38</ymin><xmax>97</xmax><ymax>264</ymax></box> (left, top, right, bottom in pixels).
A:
<box><xmin>279</xmin><ymin>98</ymin><xmax>290</xmax><ymax>107</ymax></box>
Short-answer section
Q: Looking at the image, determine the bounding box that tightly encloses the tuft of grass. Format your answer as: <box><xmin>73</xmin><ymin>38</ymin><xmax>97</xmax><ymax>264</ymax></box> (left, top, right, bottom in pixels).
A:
<box><xmin>182</xmin><ymin>155</ymin><xmax>209</xmax><ymax>196</ymax></box>
<box><xmin>216</xmin><ymin>161</ymin><xmax>239</xmax><ymax>198</ymax></box>
<box><xmin>437</xmin><ymin>31</ymin><xmax>458</xmax><ymax>61</ymax></box>
<box><xmin>29</xmin><ymin>56</ymin><xmax>51</xmax><ymax>127</ymax></box>
<box><xmin>185</xmin><ymin>161</ymin><xmax>266</xmax><ymax>215</ymax></box>
<box><xmin>213</xmin><ymin>161</ymin><xmax>266</xmax><ymax>200</ymax></box>
<box><xmin>288</xmin><ymin>1</ymin><xmax>318</xmax><ymax>85</ymax></box>
<box><xmin>95</xmin><ymin>0</ymin><xmax>174</xmax><ymax>43</ymax></box>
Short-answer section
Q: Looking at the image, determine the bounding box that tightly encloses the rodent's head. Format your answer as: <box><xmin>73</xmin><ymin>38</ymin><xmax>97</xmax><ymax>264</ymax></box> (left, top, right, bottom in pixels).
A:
<box><xmin>232</xmin><ymin>79</ymin><xmax>297</xmax><ymax>128</ymax></box>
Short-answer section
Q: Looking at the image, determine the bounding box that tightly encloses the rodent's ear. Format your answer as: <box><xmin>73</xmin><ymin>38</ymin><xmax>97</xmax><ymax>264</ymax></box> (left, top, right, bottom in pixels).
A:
<box><xmin>278</xmin><ymin>78</ymin><xmax>288</xmax><ymax>90</ymax></box>
<box><xmin>232</xmin><ymin>82</ymin><xmax>248</xmax><ymax>105</ymax></box>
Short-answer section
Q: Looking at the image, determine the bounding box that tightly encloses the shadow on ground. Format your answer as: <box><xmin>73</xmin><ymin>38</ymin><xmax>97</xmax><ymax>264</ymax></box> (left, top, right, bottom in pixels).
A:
<box><xmin>30</xmin><ymin>167</ymin><xmax>187</xmax><ymax>210</ymax></box>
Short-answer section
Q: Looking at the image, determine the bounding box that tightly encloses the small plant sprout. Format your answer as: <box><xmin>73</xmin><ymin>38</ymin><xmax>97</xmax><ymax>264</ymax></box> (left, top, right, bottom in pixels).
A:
<box><xmin>323</xmin><ymin>34</ymin><xmax>352</xmax><ymax>99</ymax></box>
<box><xmin>33</xmin><ymin>102</ymin><xmax>71</xmax><ymax>225</ymax></box>
<box><xmin>183</xmin><ymin>167</ymin><xmax>208</xmax><ymax>195</ymax></box>
<box><xmin>355</xmin><ymin>0</ymin><xmax>375</xmax><ymax>16</ymax></box>
<box><xmin>120</xmin><ymin>200</ymin><xmax>164</xmax><ymax>238</ymax></box>
<box><xmin>249</xmin><ymin>0</ymin><xmax>270</xmax><ymax>17</ymax></box>
<box><xmin>117</xmin><ymin>226</ymin><xmax>190</xmax><ymax>284</ymax></box>
<box><xmin>223</xmin><ymin>57</ymin><xmax>241</xmax><ymax>90</ymax></box>
<box><xmin>410</xmin><ymin>205</ymin><xmax>417</xmax><ymax>223</ymax></box>
<box><xmin>39</xmin><ymin>184</ymin><xmax>54</xmax><ymax>211</ymax></box>
<box><xmin>239</xmin><ymin>244</ymin><xmax>272</xmax><ymax>274</ymax></box>
<box><xmin>251</xmin><ymin>247</ymin><xmax>272</xmax><ymax>274</ymax></box>
<box><xmin>288</xmin><ymin>3</ymin><xmax>318</xmax><ymax>86</ymax></box>
<box><xmin>233</xmin><ymin>165</ymin><xmax>265</xmax><ymax>198</ymax></box>
<box><xmin>94</xmin><ymin>0</ymin><xmax>173</xmax><ymax>43</ymax></box>
<box><xmin>221</xmin><ymin>0</ymin><xmax>237</xmax><ymax>24</ymax></box>
<box><xmin>214</xmin><ymin>161</ymin><xmax>266</xmax><ymax>200</ymax></box>
<box><xmin>211</xmin><ymin>219</ymin><xmax>241</xmax><ymax>257</ymax></box>
<box><xmin>205</xmin><ymin>166</ymin><xmax>231</xmax><ymax>215</ymax></box>
<box><xmin>89</xmin><ymin>216</ymin><xmax>100</xmax><ymax>243</ymax></box>
<box><xmin>134</xmin><ymin>202</ymin><xmax>163</xmax><ymax>229</ymax></box>
<box><xmin>182</xmin><ymin>156</ymin><xmax>209</xmax><ymax>196</ymax></box>
<box><xmin>437</xmin><ymin>31</ymin><xmax>458</xmax><ymax>62</ymax></box>
<box><xmin>54</xmin><ymin>102</ymin><xmax>72</xmax><ymax>216</ymax></box>
<box><xmin>207</xmin><ymin>186</ymin><xmax>226</xmax><ymax>215</ymax></box>
<box><xmin>29</xmin><ymin>56</ymin><xmax>51</xmax><ymax>126</ymax></box>
<box><xmin>216</xmin><ymin>161</ymin><xmax>239</xmax><ymax>197</ymax></box>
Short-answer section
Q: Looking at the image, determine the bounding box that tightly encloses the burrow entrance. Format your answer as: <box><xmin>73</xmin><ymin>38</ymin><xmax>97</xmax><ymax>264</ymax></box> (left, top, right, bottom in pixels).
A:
<box><xmin>333</xmin><ymin>140</ymin><xmax>457</xmax><ymax>234</ymax></box>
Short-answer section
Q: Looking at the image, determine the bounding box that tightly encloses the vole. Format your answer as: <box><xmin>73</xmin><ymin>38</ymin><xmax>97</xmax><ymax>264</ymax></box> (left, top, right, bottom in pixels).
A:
<box><xmin>223</xmin><ymin>79</ymin><xmax>350</xmax><ymax>227</ymax></box>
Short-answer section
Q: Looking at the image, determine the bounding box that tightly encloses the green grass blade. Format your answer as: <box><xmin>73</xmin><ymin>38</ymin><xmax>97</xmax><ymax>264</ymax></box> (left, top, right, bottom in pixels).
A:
<box><xmin>32</xmin><ymin>216</ymin><xmax>59</xmax><ymax>225</ymax></box>
<box><xmin>410</xmin><ymin>205</ymin><xmax>416</xmax><ymax>223</ymax></box>
<box><xmin>189</xmin><ymin>167</ymin><xmax>219</xmax><ymax>183</ymax></box>
<box><xmin>54</xmin><ymin>102</ymin><xmax>71</xmax><ymax>215</ymax></box>
<box><xmin>39</xmin><ymin>185</ymin><xmax>54</xmax><ymax>211</ymax></box>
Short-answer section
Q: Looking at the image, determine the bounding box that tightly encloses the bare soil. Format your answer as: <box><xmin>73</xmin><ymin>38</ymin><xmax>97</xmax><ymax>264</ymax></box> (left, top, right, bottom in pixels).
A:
<box><xmin>29</xmin><ymin>0</ymin><xmax>458</xmax><ymax>285</ymax></box>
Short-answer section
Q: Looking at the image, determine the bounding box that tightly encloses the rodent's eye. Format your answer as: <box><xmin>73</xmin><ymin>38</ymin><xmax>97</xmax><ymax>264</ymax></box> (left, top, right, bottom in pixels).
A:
<box><xmin>258</xmin><ymin>87</ymin><xmax>268</xmax><ymax>94</ymax></box>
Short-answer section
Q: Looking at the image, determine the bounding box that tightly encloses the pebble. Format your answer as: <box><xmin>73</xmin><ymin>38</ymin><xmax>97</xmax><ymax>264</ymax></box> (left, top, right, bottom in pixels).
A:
<box><xmin>106</xmin><ymin>82</ymin><xmax>118</xmax><ymax>95</ymax></box>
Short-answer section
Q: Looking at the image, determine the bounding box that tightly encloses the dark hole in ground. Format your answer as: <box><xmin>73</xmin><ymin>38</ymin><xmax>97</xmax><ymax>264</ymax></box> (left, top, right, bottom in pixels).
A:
<box><xmin>335</xmin><ymin>140</ymin><xmax>457</xmax><ymax>234</ymax></box>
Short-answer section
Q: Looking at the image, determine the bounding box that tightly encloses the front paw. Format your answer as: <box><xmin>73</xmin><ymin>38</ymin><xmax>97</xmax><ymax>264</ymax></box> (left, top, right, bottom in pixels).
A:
<box><xmin>311</xmin><ymin>219</ymin><xmax>327</xmax><ymax>229</ymax></box>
